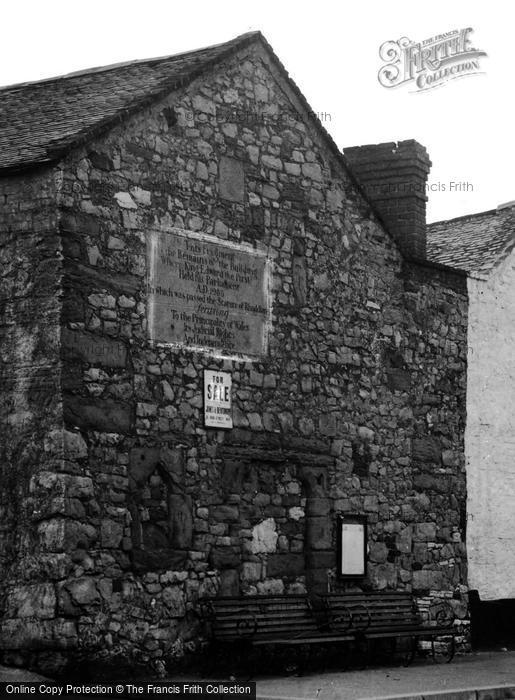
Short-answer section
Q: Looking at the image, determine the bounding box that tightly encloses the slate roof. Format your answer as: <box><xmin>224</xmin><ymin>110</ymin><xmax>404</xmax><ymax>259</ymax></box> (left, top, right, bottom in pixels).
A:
<box><xmin>427</xmin><ymin>204</ymin><xmax>515</xmax><ymax>275</ymax></box>
<box><xmin>2</xmin><ymin>30</ymin><xmax>498</xmax><ymax>279</ymax></box>
<box><xmin>0</xmin><ymin>31</ymin><xmax>384</xmax><ymax>239</ymax></box>
<box><xmin>0</xmin><ymin>30</ymin><xmax>395</xmax><ymax>257</ymax></box>
<box><xmin>0</xmin><ymin>32</ymin><xmax>262</xmax><ymax>173</ymax></box>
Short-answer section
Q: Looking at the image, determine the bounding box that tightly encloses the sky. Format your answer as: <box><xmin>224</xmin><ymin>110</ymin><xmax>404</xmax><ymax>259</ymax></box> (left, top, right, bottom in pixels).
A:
<box><xmin>1</xmin><ymin>0</ymin><xmax>511</xmax><ymax>223</ymax></box>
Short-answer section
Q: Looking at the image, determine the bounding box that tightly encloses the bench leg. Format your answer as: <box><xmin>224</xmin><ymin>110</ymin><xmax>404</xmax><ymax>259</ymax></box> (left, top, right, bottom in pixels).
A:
<box><xmin>203</xmin><ymin>642</ymin><xmax>227</xmax><ymax>678</ymax></box>
<box><xmin>353</xmin><ymin>634</ymin><xmax>371</xmax><ymax>669</ymax></box>
<box><xmin>294</xmin><ymin>643</ymin><xmax>311</xmax><ymax>676</ymax></box>
<box><xmin>218</xmin><ymin>639</ymin><xmax>254</xmax><ymax>680</ymax></box>
<box><xmin>377</xmin><ymin>637</ymin><xmax>415</xmax><ymax>667</ymax></box>
<box><xmin>341</xmin><ymin>641</ymin><xmax>353</xmax><ymax>671</ymax></box>
<box><xmin>239</xmin><ymin>640</ymin><xmax>256</xmax><ymax>680</ymax></box>
<box><xmin>374</xmin><ymin>636</ymin><xmax>396</xmax><ymax>666</ymax></box>
<box><xmin>202</xmin><ymin>644</ymin><xmax>215</xmax><ymax>678</ymax></box>
<box><xmin>431</xmin><ymin>635</ymin><xmax>455</xmax><ymax>664</ymax></box>
<box><xmin>401</xmin><ymin>636</ymin><xmax>417</xmax><ymax>667</ymax></box>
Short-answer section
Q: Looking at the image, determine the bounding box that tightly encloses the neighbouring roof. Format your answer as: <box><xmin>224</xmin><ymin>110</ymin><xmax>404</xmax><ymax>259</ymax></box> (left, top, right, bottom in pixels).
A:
<box><xmin>0</xmin><ymin>32</ymin><xmax>265</xmax><ymax>173</ymax></box>
<box><xmin>427</xmin><ymin>205</ymin><xmax>515</xmax><ymax>275</ymax></box>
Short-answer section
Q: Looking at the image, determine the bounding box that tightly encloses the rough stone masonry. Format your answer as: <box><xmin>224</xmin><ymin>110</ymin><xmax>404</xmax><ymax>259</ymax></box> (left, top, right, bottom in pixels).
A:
<box><xmin>0</xmin><ymin>32</ymin><xmax>469</xmax><ymax>674</ymax></box>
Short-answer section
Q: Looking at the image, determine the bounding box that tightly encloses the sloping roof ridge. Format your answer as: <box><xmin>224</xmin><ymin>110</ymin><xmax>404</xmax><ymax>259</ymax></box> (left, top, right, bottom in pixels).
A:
<box><xmin>0</xmin><ymin>29</ymin><xmax>354</xmax><ymax>187</ymax></box>
<box><xmin>0</xmin><ymin>31</ymin><xmax>261</xmax><ymax>92</ymax></box>
<box><xmin>0</xmin><ymin>32</ymin><xmax>264</xmax><ymax>175</ymax></box>
<box><xmin>0</xmin><ymin>30</ymin><xmax>468</xmax><ymax>279</ymax></box>
<box><xmin>428</xmin><ymin>206</ymin><xmax>502</xmax><ymax>228</ymax></box>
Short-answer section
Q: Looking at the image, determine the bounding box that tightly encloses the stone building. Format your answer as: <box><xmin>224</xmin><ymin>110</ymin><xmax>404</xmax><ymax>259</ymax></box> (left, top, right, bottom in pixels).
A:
<box><xmin>0</xmin><ymin>32</ymin><xmax>469</xmax><ymax>673</ymax></box>
<box><xmin>428</xmin><ymin>205</ymin><xmax>515</xmax><ymax>644</ymax></box>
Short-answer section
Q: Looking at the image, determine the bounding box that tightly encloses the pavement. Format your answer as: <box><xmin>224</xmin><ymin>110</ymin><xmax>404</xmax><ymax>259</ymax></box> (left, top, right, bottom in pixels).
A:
<box><xmin>0</xmin><ymin>665</ymin><xmax>50</xmax><ymax>682</ymax></box>
<box><xmin>255</xmin><ymin>650</ymin><xmax>515</xmax><ymax>700</ymax></box>
<box><xmin>1</xmin><ymin>651</ymin><xmax>514</xmax><ymax>700</ymax></box>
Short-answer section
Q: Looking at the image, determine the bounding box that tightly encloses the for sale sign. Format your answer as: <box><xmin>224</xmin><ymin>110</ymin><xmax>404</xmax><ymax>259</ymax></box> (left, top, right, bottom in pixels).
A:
<box><xmin>204</xmin><ymin>371</ymin><xmax>233</xmax><ymax>429</ymax></box>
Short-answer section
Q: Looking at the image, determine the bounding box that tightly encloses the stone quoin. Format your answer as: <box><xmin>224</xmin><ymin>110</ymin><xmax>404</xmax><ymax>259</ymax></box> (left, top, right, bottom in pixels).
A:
<box><xmin>0</xmin><ymin>32</ymin><xmax>470</xmax><ymax>674</ymax></box>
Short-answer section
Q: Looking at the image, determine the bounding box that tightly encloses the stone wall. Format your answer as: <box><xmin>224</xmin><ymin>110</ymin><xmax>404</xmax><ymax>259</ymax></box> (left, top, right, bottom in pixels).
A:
<box><xmin>466</xmin><ymin>249</ymin><xmax>515</xmax><ymax>600</ymax></box>
<box><xmin>0</xmin><ymin>168</ymin><xmax>79</xmax><ymax>666</ymax></box>
<box><xmin>0</xmin><ymin>41</ymin><xmax>469</xmax><ymax>673</ymax></box>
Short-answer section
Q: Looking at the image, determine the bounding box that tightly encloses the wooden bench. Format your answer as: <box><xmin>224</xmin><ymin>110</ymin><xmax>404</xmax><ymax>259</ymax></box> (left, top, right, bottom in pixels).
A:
<box><xmin>202</xmin><ymin>591</ymin><xmax>457</xmax><ymax>673</ymax></box>
<box><xmin>201</xmin><ymin>594</ymin><xmax>354</xmax><ymax>674</ymax></box>
<box><xmin>203</xmin><ymin>593</ymin><xmax>354</xmax><ymax>644</ymax></box>
<box><xmin>322</xmin><ymin>591</ymin><xmax>457</xmax><ymax>664</ymax></box>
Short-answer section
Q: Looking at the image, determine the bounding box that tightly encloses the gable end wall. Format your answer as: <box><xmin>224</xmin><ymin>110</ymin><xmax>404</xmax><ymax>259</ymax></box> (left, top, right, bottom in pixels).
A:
<box><xmin>0</xmin><ymin>45</ymin><xmax>469</xmax><ymax>673</ymax></box>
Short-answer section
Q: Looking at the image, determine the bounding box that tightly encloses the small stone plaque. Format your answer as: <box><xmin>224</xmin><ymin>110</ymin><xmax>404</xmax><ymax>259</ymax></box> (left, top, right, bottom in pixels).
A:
<box><xmin>219</xmin><ymin>156</ymin><xmax>245</xmax><ymax>202</ymax></box>
<box><xmin>147</xmin><ymin>228</ymin><xmax>269</xmax><ymax>355</ymax></box>
<box><xmin>62</xmin><ymin>328</ymin><xmax>127</xmax><ymax>368</ymax></box>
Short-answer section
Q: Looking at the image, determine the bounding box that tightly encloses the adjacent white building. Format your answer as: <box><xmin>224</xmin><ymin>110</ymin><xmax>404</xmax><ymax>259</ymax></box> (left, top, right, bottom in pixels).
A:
<box><xmin>428</xmin><ymin>203</ymin><xmax>515</xmax><ymax>601</ymax></box>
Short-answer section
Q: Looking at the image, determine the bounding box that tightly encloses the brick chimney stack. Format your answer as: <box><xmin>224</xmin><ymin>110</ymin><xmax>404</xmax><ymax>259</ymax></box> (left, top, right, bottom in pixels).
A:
<box><xmin>344</xmin><ymin>140</ymin><xmax>432</xmax><ymax>261</ymax></box>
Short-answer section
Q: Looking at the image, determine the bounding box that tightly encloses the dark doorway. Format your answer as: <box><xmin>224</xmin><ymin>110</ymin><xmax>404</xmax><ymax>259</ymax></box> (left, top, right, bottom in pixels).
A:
<box><xmin>469</xmin><ymin>590</ymin><xmax>515</xmax><ymax>649</ymax></box>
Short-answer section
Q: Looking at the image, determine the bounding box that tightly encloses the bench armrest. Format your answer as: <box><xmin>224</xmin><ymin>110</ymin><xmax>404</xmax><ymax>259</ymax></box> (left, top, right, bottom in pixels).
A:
<box><xmin>428</xmin><ymin>600</ymin><xmax>455</xmax><ymax>628</ymax></box>
<box><xmin>200</xmin><ymin>601</ymin><xmax>258</xmax><ymax>638</ymax></box>
<box><xmin>348</xmin><ymin>604</ymin><xmax>372</xmax><ymax>632</ymax></box>
<box><xmin>200</xmin><ymin>601</ymin><xmax>216</xmax><ymax>621</ymax></box>
<box><xmin>235</xmin><ymin>614</ymin><xmax>258</xmax><ymax>637</ymax></box>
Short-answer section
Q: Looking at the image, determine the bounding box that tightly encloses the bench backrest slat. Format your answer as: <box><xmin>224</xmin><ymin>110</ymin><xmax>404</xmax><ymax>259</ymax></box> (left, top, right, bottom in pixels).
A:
<box><xmin>206</xmin><ymin>595</ymin><xmax>327</xmax><ymax>640</ymax></box>
<box><xmin>323</xmin><ymin>592</ymin><xmax>422</xmax><ymax>632</ymax></box>
<box><xmin>205</xmin><ymin>591</ymin><xmax>427</xmax><ymax>642</ymax></box>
